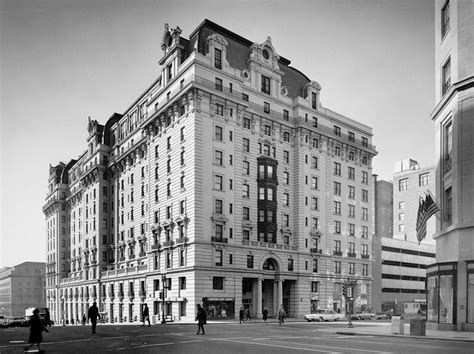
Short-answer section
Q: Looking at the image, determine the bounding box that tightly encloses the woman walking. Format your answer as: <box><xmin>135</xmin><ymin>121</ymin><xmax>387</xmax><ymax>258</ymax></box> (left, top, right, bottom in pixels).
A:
<box><xmin>195</xmin><ymin>304</ymin><xmax>207</xmax><ymax>335</ymax></box>
<box><xmin>25</xmin><ymin>308</ymin><xmax>48</xmax><ymax>352</ymax></box>
<box><xmin>262</xmin><ymin>307</ymin><xmax>269</xmax><ymax>324</ymax></box>
<box><xmin>277</xmin><ymin>304</ymin><xmax>287</xmax><ymax>325</ymax></box>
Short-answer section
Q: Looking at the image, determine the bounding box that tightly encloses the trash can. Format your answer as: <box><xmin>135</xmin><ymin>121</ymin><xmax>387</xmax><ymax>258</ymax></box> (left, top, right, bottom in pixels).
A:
<box><xmin>391</xmin><ymin>316</ymin><xmax>404</xmax><ymax>334</ymax></box>
<box><xmin>410</xmin><ymin>318</ymin><xmax>426</xmax><ymax>336</ymax></box>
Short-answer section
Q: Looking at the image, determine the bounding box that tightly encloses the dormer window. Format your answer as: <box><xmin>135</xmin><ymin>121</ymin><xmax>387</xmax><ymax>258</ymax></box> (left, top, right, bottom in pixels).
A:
<box><xmin>261</xmin><ymin>75</ymin><xmax>271</xmax><ymax>95</ymax></box>
<box><xmin>214</xmin><ymin>48</ymin><xmax>222</xmax><ymax>69</ymax></box>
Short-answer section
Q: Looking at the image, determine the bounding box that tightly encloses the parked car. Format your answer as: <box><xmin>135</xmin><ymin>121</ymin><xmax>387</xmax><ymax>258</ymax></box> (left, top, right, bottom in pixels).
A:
<box><xmin>375</xmin><ymin>312</ymin><xmax>389</xmax><ymax>320</ymax></box>
<box><xmin>304</xmin><ymin>309</ymin><xmax>345</xmax><ymax>322</ymax></box>
<box><xmin>7</xmin><ymin>318</ymin><xmax>29</xmax><ymax>327</ymax></box>
<box><xmin>351</xmin><ymin>312</ymin><xmax>375</xmax><ymax>320</ymax></box>
<box><xmin>0</xmin><ymin>315</ymin><xmax>8</xmax><ymax>328</ymax></box>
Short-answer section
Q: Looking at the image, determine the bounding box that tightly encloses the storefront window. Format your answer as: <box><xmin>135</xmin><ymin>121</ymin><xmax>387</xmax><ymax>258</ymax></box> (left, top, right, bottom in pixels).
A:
<box><xmin>202</xmin><ymin>298</ymin><xmax>235</xmax><ymax>319</ymax></box>
<box><xmin>439</xmin><ymin>275</ymin><xmax>453</xmax><ymax>323</ymax></box>
<box><xmin>468</xmin><ymin>273</ymin><xmax>474</xmax><ymax>323</ymax></box>
<box><xmin>427</xmin><ymin>276</ymin><xmax>438</xmax><ymax>322</ymax></box>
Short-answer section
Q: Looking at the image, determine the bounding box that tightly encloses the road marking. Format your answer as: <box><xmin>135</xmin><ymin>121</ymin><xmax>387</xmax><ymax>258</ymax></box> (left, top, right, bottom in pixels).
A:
<box><xmin>137</xmin><ymin>342</ymin><xmax>179</xmax><ymax>348</ymax></box>
<box><xmin>9</xmin><ymin>340</ymin><xmax>25</xmax><ymax>343</ymax></box>
<box><xmin>217</xmin><ymin>338</ymin><xmax>340</xmax><ymax>353</ymax></box>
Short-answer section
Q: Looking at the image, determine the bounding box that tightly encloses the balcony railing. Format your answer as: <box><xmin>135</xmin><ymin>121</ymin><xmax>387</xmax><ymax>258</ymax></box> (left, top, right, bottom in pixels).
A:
<box><xmin>348</xmin><ymin>252</ymin><xmax>357</xmax><ymax>258</ymax></box>
<box><xmin>211</xmin><ymin>237</ymin><xmax>228</xmax><ymax>243</ymax></box>
<box><xmin>310</xmin><ymin>248</ymin><xmax>322</xmax><ymax>254</ymax></box>
<box><xmin>361</xmin><ymin>254</ymin><xmax>370</xmax><ymax>259</ymax></box>
<box><xmin>162</xmin><ymin>240</ymin><xmax>173</xmax><ymax>248</ymax></box>
<box><xmin>333</xmin><ymin>250</ymin><xmax>343</xmax><ymax>256</ymax></box>
<box><xmin>175</xmin><ymin>237</ymin><xmax>188</xmax><ymax>244</ymax></box>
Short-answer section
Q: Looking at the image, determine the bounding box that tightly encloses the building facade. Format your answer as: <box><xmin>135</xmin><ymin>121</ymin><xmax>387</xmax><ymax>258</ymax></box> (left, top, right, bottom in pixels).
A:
<box><xmin>43</xmin><ymin>20</ymin><xmax>377</xmax><ymax>324</ymax></box>
<box><xmin>0</xmin><ymin>262</ymin><xmax>46</xmax><ymax>318</ymax></box>
<box><xmin>372</xmin><ymin>160</ymin><xmax>436</xmax><ymax>313</ymax></box>
<box><xmin>428</xmin><ymin>0</ymin><xmax>474</xmax><ymax>331</ymax></box>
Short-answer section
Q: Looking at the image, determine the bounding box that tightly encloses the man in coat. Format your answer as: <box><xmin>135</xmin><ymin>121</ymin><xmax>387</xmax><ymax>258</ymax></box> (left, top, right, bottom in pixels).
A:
<box><xmin>87</xmin><ymin>302</ymin><xmax>101</xmax><ymax>334</ymax></box>
<box><xmin>142</xmin><ymin>303</ymin><xmax>151</xmax><ymax>327</ymax></box>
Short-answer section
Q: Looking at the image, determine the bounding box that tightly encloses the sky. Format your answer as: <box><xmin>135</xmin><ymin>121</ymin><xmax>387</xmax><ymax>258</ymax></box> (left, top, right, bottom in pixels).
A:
<box><xmin>0</xmin><ymin>0</ymin><xmax>435</xmax><ymax>268</ymax></box>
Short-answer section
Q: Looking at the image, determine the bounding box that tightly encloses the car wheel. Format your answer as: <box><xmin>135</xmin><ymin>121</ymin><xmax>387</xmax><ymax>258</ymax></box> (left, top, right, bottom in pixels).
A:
<box><xmin>319</xmin><ymin>317</ymin><xmax>324</xmax><ymax>322</ymax></box>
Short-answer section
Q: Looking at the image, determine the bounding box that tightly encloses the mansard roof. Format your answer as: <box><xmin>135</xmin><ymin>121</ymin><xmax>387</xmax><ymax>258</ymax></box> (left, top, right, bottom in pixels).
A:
<box><xmin>188</xmin><ymin>19</ymin><xmax>311</xmax><ymax>98</ymax></box>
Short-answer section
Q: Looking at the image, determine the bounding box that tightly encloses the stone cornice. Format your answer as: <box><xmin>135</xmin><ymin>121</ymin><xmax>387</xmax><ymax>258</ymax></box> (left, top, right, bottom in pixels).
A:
<box><xmin>430</xmin><ymin>75</ymin><xmax>474</xmax><ymax>120</ymax></box>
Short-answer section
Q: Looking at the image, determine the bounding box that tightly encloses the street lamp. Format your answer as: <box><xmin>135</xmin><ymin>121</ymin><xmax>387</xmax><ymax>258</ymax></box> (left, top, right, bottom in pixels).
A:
<box><xmin>161</xmin><ymin>273</ymin><xmax>167</xmax><ymax>324</ymax></box>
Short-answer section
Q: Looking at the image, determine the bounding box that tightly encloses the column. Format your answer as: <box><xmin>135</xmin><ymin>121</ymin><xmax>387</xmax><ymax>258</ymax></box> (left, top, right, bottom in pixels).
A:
<box><xmin>273</xmin><ymin>281</ymin><xmax>278</xmax><ymax>314</ymax></box>
<box><xmin>277</xmin><ymin>280</ymin><xmax>283</xmax><ymax>310</ymax></box>
<box><xmin>256</xmin><ymin>278</ymin><xmax>263</xmax><ymax>319</ymax></box>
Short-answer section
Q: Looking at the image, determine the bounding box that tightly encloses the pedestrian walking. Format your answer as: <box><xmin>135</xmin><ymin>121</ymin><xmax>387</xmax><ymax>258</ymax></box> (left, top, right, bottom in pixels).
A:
<box><xmin>87</xmin><ymin>302</ymin><xmax>101</xmax><ymax>334</ymax></box>
<box><xmin>277</xmin><ymin>304</ymin><xmax>287</xmax><ymax>325</ymax></box>
<box><xmin>82</xmin><ymin>314</ymin><xmax>87</xmax><ymax>325</ymax></box>
<box><xmin>142</xmin><ymin>304</ymin><xmax>151</xmax><ymax>327</ymax></box>
<box><xmin>195</xmin><ymin>304</ymin><xmax>207</xmax><ymax>335</ymax></box>
<box><xmin>239</xmin><ymin>307</ymin><xmax>245</xmax><ymax>324</ymax></box>
<box><xmin>245</xmin><ymin>308</ymin><xmax>252</xmax><ymax>321</ymax></box>
<box><xmin>24</xmin><ymin>308</ymin><xmax>49</xmax><ymax>352</ymax></box>
<box><xmin>262</xmin><ymin>307</ymin><xmax>268</xmax><ymax>324</ymax></box>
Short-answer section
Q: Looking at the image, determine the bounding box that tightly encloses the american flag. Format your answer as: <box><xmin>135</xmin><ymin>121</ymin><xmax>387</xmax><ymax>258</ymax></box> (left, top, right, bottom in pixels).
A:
<box><xmin>416</xmin><ymin>193</ymin><xmax>440</xmax><ymax>244</ymax></box>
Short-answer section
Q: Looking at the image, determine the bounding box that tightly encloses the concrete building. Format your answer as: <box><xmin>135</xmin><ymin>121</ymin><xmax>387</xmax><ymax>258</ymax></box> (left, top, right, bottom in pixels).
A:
<box><xmin>0</xmin><ymin>262</ymin><xmax>46</xmax><ymax>318</ymax></box>
<box><xmin>43</xmin><ymin>19</ymin><xmax>377</xmax><ymax>325</ymax></box>
<box><xmin>427</xmin><ymin>0</ymin><xmax>474</xmax><ymax>331</ymax></box>
<box><xmin>392</xmin><ymin>159</ymin><xmax>436</xmax><ymax>244</ymax></box>
<box><xmin>372</xmin><ymin>160</ymin><xmax>437</xmax><ymax>313</ymax></box>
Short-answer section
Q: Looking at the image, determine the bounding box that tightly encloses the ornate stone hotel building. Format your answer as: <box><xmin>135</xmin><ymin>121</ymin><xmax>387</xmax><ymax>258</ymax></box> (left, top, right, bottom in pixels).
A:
<box><xmin>43</xmin><ymin>20</ymin><xmax>377</xmax><ymax>324</ymax></box>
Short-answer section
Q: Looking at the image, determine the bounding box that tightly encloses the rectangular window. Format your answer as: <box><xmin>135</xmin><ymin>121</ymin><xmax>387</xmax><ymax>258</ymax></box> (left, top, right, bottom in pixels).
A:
<box><xmin>349</xmin><ymin>262</ymin><xmax>355</xmax><ymax>275</ymax></box>
<box><xmin>349</xmin><ymin>223</ymin><xmax>355</xmax><ymax>236</ymax></box>
<box><xmin>399</xmin><ymin>178</ymin><xmax>408</xmax><ymax>191</ymax></box>
<box><xmin>348</xmin><ymin>131</ymin><xmax>355</xmax><ymax>142</ymax></box>
<box><xmin>362</xmin><ymin>171</ymin><xmax>369</xmax><ymax>184</ymax></box>
<box><xmin>288</xmin><ymin>258</ymin><xmax>294</xmax><ymax>271</ymax></box>
<box><xmin>311</xmin><ymin>156</ymin><xmax>318</xmax><ymax>169</ymax></box>
<box><xmin>243</xmin><ymin>207</ymin><xmax>250</xmax><ymax>221</ymax></box>
<box><xmin>284</xmin><ymin>171</ymin><xmax>289</xmax><ymax>184</ymax></box>
<box><xmin>348</xmin><ymin>167</ymin><xmax>355</xmax><ymax>180</ymax></box>
<box><xmin>243</xmin><ymin>117</ymin><xmax>251</xmax><ymax>129</ymax></box>
<box><xmin>215</xmin><ymin>199</ymin><xmax>223</xmax><ymax>214</ymax></box>
<box><xmin>215</xmin><ymin>104</ymin><xmax>224</xmax><ymax>116</ymax></box>
<box><xmin>312</xmin><ymin>116</ymin><xmax>318</xmax><ymax>127</ymax></box>
<box><xmin>261</xmin><ymin>75</ymin><xmax>271</xmax><ymax>95</ymax></box>
<box><xmin>445</xmin><ymin>121</ymin><xmax>453</xmax><ymax>172</ymax></box>
<box><xmin>362</xmin><ymin>226</ymin><xmax>368</xmax><ymax>239</ymax></box>
<box><xmin>283</xmin><ymin>150</ymin><xmax>289</xmax><ymax>163</ymax></box>
<box><xmin>442</xmin><ymin>57</ymin><xmax>451</xmax><ymax>95</ymax></box>
<box><xmin>215</xmin><ymin>126</ymin><xmax>223</xmax><ymax>141</ymax></box>
<box><xmin>362</xmin><ymin>264</ymin><xmax>368</xmax><ymax>276</ymax></box>
<box><xmin>441</xmin><ymin>1</ymin><xmax>450</xmax><ymax>38</ymax></box>
<box><xmin>214</xmin><ymin>48</ymin><xmax>222</xmax><ymax>69</ymax></box>
<box><xmin>419</xmin><ymin>173</ymin><xmax>429</xmax><ymax>186</ymax></box>
<box><xmin>215</xmin><ymin>78</ymin><xmax>223</xmax><ymax>91</ymax></box>
<box><xmin>313</xmin><ymin>259</ymin><xmax>318</xmax><ymax>273</ymax></box>
<box><xmin>362</xmin><ymin>207</ymin><xmax>368</xmax><ymax>221</ymax></box>
<box><xmin>215</xmin><ymin>250</ymin><xmax>223</xmax><ymax>266</ymax></box>
<box><xmin>311</xmin><ymin>177</ymin><xmax>318</xmax><ymax>190</ymax></box>
<box><xmin>242</xmin><ymin>93</ymin><xmax>249</xmax><ymax>101</ymax></box>
<box><xmin>348</xmin><ymin>185</ymin><xmax>355</xmax><ymax>199</ymax></box>
<box><xmin>283</xmin><ymin>109</ymin><xmax>289</xmax><ymax>121</ymax></box>
<box><xmin>334</xmin><ymin>220</ymin><xmax>341</xmax><ymax>234</ymax></box>
<box><xmin>362</xmin><ymin>137</ymin><xmax>368</xmax><ymax>147</ymax></box>
<box><xmin>334</xmin><ymin>182</ymin><xmax>341</xmax><ymax>195</ymax></box>
<box><xmin>445</xmin><ymin>186</ymin><xmax>452</xmax><ymax>225</ymax></box>
<box><xmin>362</xmin><ymin>189</ymin><xmax>368</xmax><ymax>202</ymax></box>
<box><xmin>214</xmin><ymin>175</ymin><xmax>223</xmax><ymax>190</ymax></box>
<box><xmin>334</xmin><ymin>125</ymin><xmax>341</xmax><ymax>137</ymax></box>
<box><xmin>334</xmin><ymin>261</ymin><xmax>341</xmax><ymax>274</ymax></box>
<box><xmin>214</xmin><ymin>150</ymin><xmax>222</xmax><ymax>166</ymax></box>
<box><xmin>264</xmin><ymin>102</ymin><xmax>270</xmax><ymax>114</ymax></box>
<box><xmin>311</xmin><ymin>281</ymin><xmax>319</xmax><ymax>292</ymax></box>
<box><xmin>243</xmin><ymin>138</ymin><xmax>250</xmax><ymax>152</ymax></box>
<box><xmin>311</xmin><ymin>92</ymin><xmax>317</xmax><ymax>109</ymax></box>
<box><xmin>247</xmin><ymin>255</ymin><xmax>254</xmax><ymax>268</ymax></box>
<box><xmin>334</xmin><ymin>201</ymin><xmax>341</xmax><ymax>215</ymax></box>
<box><xmin>348</xmin><ymin>204</ymin><xmax>355</xmax><ymax>218</ymax></box>
<box><xmin>334</xmin><ymin>162</ymin><xmax>341</xmax><ymax>176</ymax></box>
<box><xmin>212</xmin><ymin>276</ymin><xmax>224</xmax><ymax>290</ymax></box>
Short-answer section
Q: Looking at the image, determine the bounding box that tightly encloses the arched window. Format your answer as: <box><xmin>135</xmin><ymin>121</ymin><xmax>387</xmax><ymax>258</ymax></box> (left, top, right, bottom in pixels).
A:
<box><xmin>263</xmin><ymin>258</ymin><xmax>277</xmax><ymax>270</ymax></box>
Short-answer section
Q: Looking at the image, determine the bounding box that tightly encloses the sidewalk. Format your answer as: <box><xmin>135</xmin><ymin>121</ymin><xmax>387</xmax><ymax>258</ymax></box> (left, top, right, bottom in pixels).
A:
<box><xmin>167</xmin><ymin>318</ymin><xmax>474</xmax><ymax>342</ymax></box>
<box><xmin>327</xmin><ymin>322</ymin><xmax>474</xmax><ymax>343</ymax></box>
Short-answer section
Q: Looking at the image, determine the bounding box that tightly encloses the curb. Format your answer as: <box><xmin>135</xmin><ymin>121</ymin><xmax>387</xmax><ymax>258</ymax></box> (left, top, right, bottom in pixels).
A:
<box><xmin>335</xmin><ymin>331</ymin><xmax>474</xmax><ymax>343</ymax></box>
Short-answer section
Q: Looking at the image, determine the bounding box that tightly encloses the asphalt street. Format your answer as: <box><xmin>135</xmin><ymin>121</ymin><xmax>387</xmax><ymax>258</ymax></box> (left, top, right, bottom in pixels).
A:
<box><xmin>1</xmin><ymin>321</ymin><xmax>473</xmax><ymax>353</ymax></box>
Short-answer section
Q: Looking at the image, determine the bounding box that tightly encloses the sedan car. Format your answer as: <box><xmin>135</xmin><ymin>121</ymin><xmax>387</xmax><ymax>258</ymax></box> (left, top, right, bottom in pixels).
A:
<box><xmin>351</xmin><ymin>312</ymin><xmax>376</xmax><ymax>320</ymax></box>
<box><xmin>7</xmin><ymin>318</ymin><xmax>29</xmax><ymax>327</ymax></box>
<box><xmin>375</xmin><ymin>312</ymin><xmax>389</xmax><ymax>320</ymax></box>
<box><xmin>304</xmin><ymin>309</ymin><xmax>345</xmax><ymax>322</ymax></box>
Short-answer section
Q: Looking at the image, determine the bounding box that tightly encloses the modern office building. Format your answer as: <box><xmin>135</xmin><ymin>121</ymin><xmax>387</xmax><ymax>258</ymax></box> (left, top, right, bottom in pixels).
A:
<box><xmin>427</xmin><ymin>0</ymin><xmax>474</xmax><ymax>331</ymax></box>
<box><xmin>43</xmin><ymin>19</ymin><xmax>377</xmax><ymax>324</ymax></box>
<box><xmin>0</xmin><ymin>262</ymin><xmax>46</xmax><ymax>318</ymax></box>
<box><xmin>372</xmin><ymin>161</ymin><xmax>437</xmax><ymax>313</ymax></box>
<box><xmin>392</xmin><ymin>159</ymin><xmax>436</xmax><ymax>244</ymax></box>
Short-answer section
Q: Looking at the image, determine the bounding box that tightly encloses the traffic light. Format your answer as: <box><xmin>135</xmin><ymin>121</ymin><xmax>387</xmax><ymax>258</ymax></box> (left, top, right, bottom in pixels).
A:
<box><xmin>342</xmin><ymin>284</ymin><xmax>347</xmax><ymax>298</ymax></box>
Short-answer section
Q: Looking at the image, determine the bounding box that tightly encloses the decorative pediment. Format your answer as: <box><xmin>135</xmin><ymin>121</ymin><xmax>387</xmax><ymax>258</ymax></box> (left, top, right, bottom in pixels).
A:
<box><xmin>249</xmin><ymin>36</ymin><xmax>280</xmax><ymax>71</ymax></box>
<box><xmin>161</xmin><ymin>23</ymin><xmax>182</xmax><ymax>53</ymax></box>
